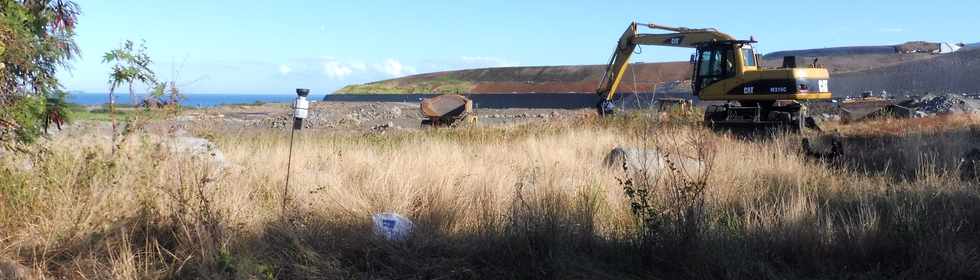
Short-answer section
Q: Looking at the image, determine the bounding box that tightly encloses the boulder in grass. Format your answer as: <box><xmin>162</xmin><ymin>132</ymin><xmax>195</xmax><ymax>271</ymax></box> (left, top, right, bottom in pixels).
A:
<box><xmin>167</xmin><ymin>136</ymin><xmax>229</xmax><ymax>170</ymax></box>
<box><xmin>961</xmin><ymin>148</ymin><xmax>980</xmax><ymax>181</ymax></box>
<box><xmin>0</xmin><ymin>258</ymin><xmax>33</xmax><ymax>280</ymax></box>
<box><xmin>603</xmin><ymin>147</ymin><xmax>704</xmax><ymax>178</ymax></box>
<box><xmin>802</xmin><ymin>135</ymin><xmax>844</xmax><ymax>161</ymax></box>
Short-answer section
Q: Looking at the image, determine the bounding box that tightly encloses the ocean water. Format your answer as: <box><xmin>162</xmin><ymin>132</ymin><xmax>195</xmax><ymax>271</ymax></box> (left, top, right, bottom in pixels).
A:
<box><xmin>68</xmin><ymin>93</ymin><xmax>308</xmax><ymax>107</ymax></box>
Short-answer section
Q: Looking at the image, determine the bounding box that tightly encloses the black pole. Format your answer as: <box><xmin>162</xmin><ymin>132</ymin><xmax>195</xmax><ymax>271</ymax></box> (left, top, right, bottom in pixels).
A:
<box><xmin>283</xmin><ymin>120</ymin><xmax>297</xmax><ymax>215</ymax></box>
<box><xmin>283</xmin><ymin>88</ymin><xmax>309</xmax><ymax>217</ymax></box>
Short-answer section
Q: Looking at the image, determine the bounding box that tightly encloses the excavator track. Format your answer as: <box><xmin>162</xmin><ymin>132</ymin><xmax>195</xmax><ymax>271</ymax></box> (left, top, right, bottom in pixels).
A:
<box><xmin>703</xmin><ymin>102</ymin><xmax>821</xmax><ymax>133</ymax></box>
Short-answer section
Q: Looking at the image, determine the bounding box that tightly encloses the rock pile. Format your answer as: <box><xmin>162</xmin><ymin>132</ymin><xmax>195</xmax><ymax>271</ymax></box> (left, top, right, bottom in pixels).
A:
<box><xmin>853</xmin><ymin>93</ymin><xmax>980</xmax><ymax>122</ymax></box>
<box><xmin>259</xmin><ymin>103</ymin><xmax>412</xmax><ymax>129</ymax></box>
<box><xmin>343</xmin><ymin>103</ymin><xmax>407</xmax><ymax>122</ymax></box>
<box><xmin>508</xmin><ymin>112</ymin><xmax>562</xmax><ymax>119</ymax></box>
<box><xmin>370</xmin><ymin>121</ymin><xmax>400</xmax><ymax>134</ymax></box>
<box><xmin>900</xmin><ymin>93</ymin><xmax>980</xmax><ymax>115</ymax></box>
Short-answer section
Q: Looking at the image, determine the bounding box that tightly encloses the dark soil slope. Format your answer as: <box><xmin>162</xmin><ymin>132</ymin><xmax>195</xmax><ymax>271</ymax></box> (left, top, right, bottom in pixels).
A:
<box><xmin>765</xmin><ymin>46</ymin><xmax>898</xmax><ymax>58</ymax></box>
<box><xmin>762</xmin><ymin>46</ymin><xmax>935</xmax><ymax>73</ymax></box>
<box><xmin>831</xmin><ymin>48</ymin><xmax>980</xmax><ymax>96</ymax></box>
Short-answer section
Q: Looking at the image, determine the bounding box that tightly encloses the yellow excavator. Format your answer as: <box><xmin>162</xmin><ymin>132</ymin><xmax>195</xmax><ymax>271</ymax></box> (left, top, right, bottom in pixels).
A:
<box><xmin>596</xmin><ymin>22</ymin><xmax>831</xmax><ymax>131</ymax></box>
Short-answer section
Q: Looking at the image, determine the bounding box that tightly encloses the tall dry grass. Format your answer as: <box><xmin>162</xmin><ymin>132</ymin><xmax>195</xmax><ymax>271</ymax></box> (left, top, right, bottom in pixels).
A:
<box><xmin>0</xmin><ymin>112</ymin><xmax>979</xmax><ymax>279</ymax></box>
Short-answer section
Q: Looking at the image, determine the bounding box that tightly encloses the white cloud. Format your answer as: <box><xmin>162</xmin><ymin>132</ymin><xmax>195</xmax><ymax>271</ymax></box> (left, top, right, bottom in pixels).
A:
<box><xmin>323</xmin><ymin>61</ymin><xmax>353</xmax><ymax>80</ymax></box>
<box><xmin>460</xmin><ymin>56</ymin><xmax>519</xmax><ymax>68</ymax></box>
<box><xmin>281</xmin><ymin>57</ymin><xmax>417</xmax><ymax>80</ymax></box>
<box><xmin>350</xmin><ymin>61</ymin><xmax>367</xmax><ymax>71</ymax></box>
<box><xmin>878</xmin><ymin>27</ymin><xmax>904</xmax><ymax>33</ymax></box>
<box><xmin>375</xmin><ymin>59</ymin><xmax>417</xmax><ymax>78</ymax></box>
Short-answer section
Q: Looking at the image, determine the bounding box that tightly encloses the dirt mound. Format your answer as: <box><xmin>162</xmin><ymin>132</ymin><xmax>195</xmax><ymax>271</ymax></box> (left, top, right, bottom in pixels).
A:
<box><xmin>762</xmin><ymin>51</ymin><xmax>934</xmax><ymax>74</ymax></box>
<box><xmin>764</xmin><ymin>45</ymin><xmax>898</xmax><ymax>58</ymax></box>
<box><xmin>830</xmin><ymin>48</ymin><xmax>980</xmax><ymax>96</ymax></box>
<box><xmin>763</xmin><ymin>42</ymin><xmax>939</xmax><ymax>59</ymax></box>
<box><xmin>760</xmin><ymin>43</ymin><xmax>963</xmax><ymax>75</ymax></box>
<box><xmin>894</xmin><ymin>41</ymin><xmax>941</xmax><ymax>54</ymax></box>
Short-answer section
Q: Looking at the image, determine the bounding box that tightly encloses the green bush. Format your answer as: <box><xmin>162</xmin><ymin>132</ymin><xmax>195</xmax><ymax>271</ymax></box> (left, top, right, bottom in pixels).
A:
<box><xmin>0</xmin><ymin>91</ymin><xmax>75</xmax><ymax>143</ymax></box>
<box><xmin>0</xmin><ymin>96</ymin><xmax>44</xmax><ymax>143</ymax></box>
<box><xmin>0</xmin><ymin>0</ymin><xmax>79</xmax><ymax>143</ymax></box>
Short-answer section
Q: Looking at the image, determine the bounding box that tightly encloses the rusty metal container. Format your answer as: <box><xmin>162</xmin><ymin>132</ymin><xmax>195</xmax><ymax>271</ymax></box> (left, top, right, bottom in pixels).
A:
<box><xmin>420</xmin><ymin>94</ymin><xmax>471</xmax><ymax>119</ymax></box>
<box><xmin>419</xmin><ymin>94</ymin><xmax>475</xmax><ymax>127</ymax></box>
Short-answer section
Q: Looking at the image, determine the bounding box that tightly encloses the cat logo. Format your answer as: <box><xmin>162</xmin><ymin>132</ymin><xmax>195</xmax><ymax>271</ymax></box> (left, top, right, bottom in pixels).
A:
<box><xmin>669</xmin><ymin>37</ymin><xmax>682</xmax><ymax>45</ymax></box>
<box><xmin>743</xmin><ymin>86</ymin><xmax>754</xmax><ymax>94</ymax></box>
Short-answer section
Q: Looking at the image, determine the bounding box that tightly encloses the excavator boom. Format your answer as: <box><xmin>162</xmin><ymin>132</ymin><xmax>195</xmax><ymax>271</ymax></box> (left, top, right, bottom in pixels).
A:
<box><xmin>596</xmin><ymin>22</ymin><xmax>737</xmax><ymax>102</ymax></box>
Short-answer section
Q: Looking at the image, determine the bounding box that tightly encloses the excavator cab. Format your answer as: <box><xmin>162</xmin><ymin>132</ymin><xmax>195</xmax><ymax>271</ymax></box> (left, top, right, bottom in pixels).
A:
<box><xmin>691</xmin><ymin>40</ymin><xmax>759</xmax><ymax>95</ymax></box>
<box><xmin>693</xmin><ymin>44</ymin><xmax>738</xmax><ymax>94</ymax></box>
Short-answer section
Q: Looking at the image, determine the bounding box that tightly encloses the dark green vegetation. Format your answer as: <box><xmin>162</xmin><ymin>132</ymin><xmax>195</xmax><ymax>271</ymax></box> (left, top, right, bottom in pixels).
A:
<box><xmin>67</xmin><ymin>103</ymin><xmax>172</xmax><ymax>122</ymax></box>
<box><xmin>0</xmin><ymin>0</ymin><xmax>78</xmax><ymax>143</ymax></box>
<box><xmin>336</xmin><ymin>76</ymin><xmax>475</xmax><ymax>94</ymax></box>
<box><xmin>102</xmin><ymin>39</ymin><xmax>156</xmax><ymax>107</ymax></box>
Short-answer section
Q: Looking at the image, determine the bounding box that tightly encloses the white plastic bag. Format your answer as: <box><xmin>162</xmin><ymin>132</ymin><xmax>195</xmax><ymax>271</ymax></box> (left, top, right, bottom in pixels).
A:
<box><xmin>372</xmin><ymin>212</ymin><xmax>414</xmax><ymax>241</ymax></box>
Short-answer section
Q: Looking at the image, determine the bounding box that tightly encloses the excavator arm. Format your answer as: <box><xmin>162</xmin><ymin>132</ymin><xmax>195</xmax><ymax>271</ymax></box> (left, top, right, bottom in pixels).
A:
<box><xmin>595</xmin><ymin>22</ymin><xmax>736</xmax><ymax>114</ymax></box>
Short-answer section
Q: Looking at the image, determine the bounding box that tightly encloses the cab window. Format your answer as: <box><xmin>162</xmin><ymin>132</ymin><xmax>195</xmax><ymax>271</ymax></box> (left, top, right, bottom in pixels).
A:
<box><xmin>721</xmin><ymin>48</ymin><xmax>735</xmax><ymax>76</ymax></box>
<box><xmin>698</xmin><ymin>50</ymin><xmax>713</xmax><ymax>77</ymax></box>
<box><xmin>741</xmin><ymin>48</ymin><xmax>756</xmax><ymax>67</ymax></box>
<box><xmin>711</xmin><ymin>50</ymin><xmax>724</xmax><ymax>76</ymax></box>
<box><xmin>694</xmin><ymin>47</ymin><xmax>737</xmax><ymax>93</ymax></box>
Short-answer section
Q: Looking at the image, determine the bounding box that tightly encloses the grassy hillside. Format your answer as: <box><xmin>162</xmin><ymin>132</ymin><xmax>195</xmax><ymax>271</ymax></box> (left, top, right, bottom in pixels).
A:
<box><xmin>336</xmin><ymin>62</ymin><xmax>692</xmax><ymax>94</ymax></box>
<box><xmin>336</xmin><ymin>76</ymin><xmax>475</xmax><ymax>94</ymax></box>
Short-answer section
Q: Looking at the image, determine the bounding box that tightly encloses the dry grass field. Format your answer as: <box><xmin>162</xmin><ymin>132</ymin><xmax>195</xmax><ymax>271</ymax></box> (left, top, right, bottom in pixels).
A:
<box><xmin>2</xmin><ymin>111</ymin><xmax>980</xmax><ymax>279</ymax></box>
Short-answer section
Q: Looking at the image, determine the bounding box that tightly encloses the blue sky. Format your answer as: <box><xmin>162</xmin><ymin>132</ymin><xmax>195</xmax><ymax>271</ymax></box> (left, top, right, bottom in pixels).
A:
<box><xmin>59</xmin><ymin>0</ymin><xmax>977</xmax><ymax>94</ymax></box>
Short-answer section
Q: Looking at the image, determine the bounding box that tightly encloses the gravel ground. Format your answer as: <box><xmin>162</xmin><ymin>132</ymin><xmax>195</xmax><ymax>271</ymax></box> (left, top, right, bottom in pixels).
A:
<box><xmin>194</xmin><ymin>101</ymin><xmax>592</xmax><ymax>132</ymax></box>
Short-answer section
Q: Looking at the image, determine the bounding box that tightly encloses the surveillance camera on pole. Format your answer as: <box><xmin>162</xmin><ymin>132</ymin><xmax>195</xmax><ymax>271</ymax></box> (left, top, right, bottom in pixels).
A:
<box><xmin>293</xmin><ymin>88</ymin><xmax>310</xmax><ymax>130</ymax></box>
